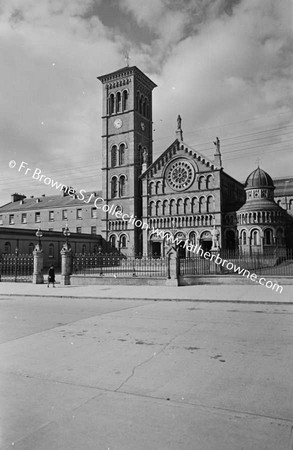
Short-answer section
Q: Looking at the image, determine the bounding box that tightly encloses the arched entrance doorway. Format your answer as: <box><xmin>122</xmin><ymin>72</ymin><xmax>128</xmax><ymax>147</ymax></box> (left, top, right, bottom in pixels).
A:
<box><xmin>200</xmin><ymin>231</ymin><xmax>212</xmax><ymax>252</ymax></box>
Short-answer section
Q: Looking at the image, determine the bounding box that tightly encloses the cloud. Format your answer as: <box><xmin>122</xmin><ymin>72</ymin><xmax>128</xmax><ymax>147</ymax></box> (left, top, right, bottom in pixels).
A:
<box><xmin>150</xmin><ymin>0</ymin><xmax>293</xmax><ymax>174</ymax></box>
<box><xmin>0</xmin><ymin>0</ymin><xmax>125</xmax><ymax>201</ymax></box>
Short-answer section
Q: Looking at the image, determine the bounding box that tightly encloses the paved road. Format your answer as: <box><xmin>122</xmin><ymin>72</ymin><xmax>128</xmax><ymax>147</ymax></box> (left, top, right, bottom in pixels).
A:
<box><xmin>1</xmin><ymin>296</ymin><xmax>293</xmax><ymax>450</ymax></box>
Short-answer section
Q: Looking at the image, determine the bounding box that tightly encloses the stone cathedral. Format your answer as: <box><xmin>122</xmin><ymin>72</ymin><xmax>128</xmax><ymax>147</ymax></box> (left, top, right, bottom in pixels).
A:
<box><xmin>97</xmin><ymin>65</ymin><xmax>293</xmax><ymax>257</ymax></box>
<box><xmin>0</xmin><ymin>64</ymin><xmax>292</xmax><ymax>260</ymax></box>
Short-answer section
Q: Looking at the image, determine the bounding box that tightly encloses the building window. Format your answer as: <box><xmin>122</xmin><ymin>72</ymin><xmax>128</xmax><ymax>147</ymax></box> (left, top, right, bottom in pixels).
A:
<box><xmin>122</xmin><ymin>90</ymin><xmax>128</xmax><ymax>111</ymax></box>
<box><xmin>120</xmin><ymin>234</ymin><xmax>127</xmax><ymax>248</ymax></box>
<box><xmin>198</xmin><ymin>176</ymin><xmax>204</xmax><ymax>190</ymax></box>
<box><xmin>264</xmin><ymin>229</ymin><xmax>273</xmax><ymax>245</ymax></box>
<box><xmin>109</xmin><ymin>93</ymin><xmax>115</xmax><ymax>115</ymax></box>
<box><xmin>241</xmin><ymin>230</ymin><xmax>247</xmax><ymax>246</ymax></box>
<box><xmin>139</xmin><ymin>94</ymin><xmax>143</xmax><ymax>114</ymax></box>
<box><xmin>49</xmin><ymin>243</ymin><xmax>54</xmax><ymax>258</ymax></box>
<box><xmin>251</xmin><ymin>230</ymin><xmax>260</xmax><ymax>246</ymax></box>
<box><xmin>28</xmin><ymin>243</ymin><xmax>34</xmax><ymax>254</ymax></box>
<box><xmin>4</xmin><ymin>242</ymin><xmax>11</xmax><ymax>253</ymax></box>
<box><xmin>110</xmin><ymin>235</ymin><xmax>116</xmax><ymax>248</ymax></box>
<box><xmin>111</xmin><ymin>177</ymin><xmax>118</xmax><ymax>198</ymax></box>
<box><xmin>91</xmin><ymin>207</ymin><xmax>97</xmax><ymax>218</ymax></box>
<box><xmin>21</xmin><ymin>213</ymin><xmax>27</xmax><ymax>224</ymax></box>
<box><xmin>76</xmin><ymin>209</ymin><xmax>82</xmax><ymax>219</ymax></box>
<box><xmin>119</xmin><ymin>175</ymin><xmax>126</xmax><ymax>197</ymax></box>
<box><xmin>0</xmin><ymin>215</ymin><xmax>3</xmax><ymax>225</ymax></box>
<box><xmin>91</xmin><ymin>226</ymin><xmax>97</xmax><ymax>234</ymax></box>
<box><xmin>9</xmin><ymin>214</ymin><xmax>15</xmax><ymax>225</ymax></box>
<box><xmin>49</xmin><ymin>211</ymin><xmax>54</xmax><ymax>221</ymax></box>
<box><xmin>115</xmin><ymin>205</ymin><xmax>122</xmax><ymax>213</ymax></box>
<box><xmin>189</xmin><ymin>232</ymin><xmax>197</xmax><ymax>245</ymax></box>
<box><xmin>206</xmin><ymin>196</ymin><xmax>214</xmax><ymax>213</ymax></box>
<box><xmin>62</xmin><ymin>210</ymin><xmax>68</xmax><ymax>220</ymax></box>
<box><xmin>111</xmin><ymin>145</ymin><xmax>118</xmax><ymax>167</ymax></box>
<box><xmin>116</xmin><ymin>92</ymin><xmax>121</xmax><ymax>112</ymax></box>
<box><xmin>206</xmin><ymin>175</ymin><xmax>212</xmax><ymax>189</ymax></box>
<box><xmin>35</xmin><ymin>212</ymin><xmax>40</xmax><ymax>223</ymax></box>
<box><xmin>76</xmin><ymin>227</ymin><xmax>82</xmax><ymax>233</ymax></box>
<box><xmin>119</xmin><ymin>143</ymin><xmax>125</xmax><ymax>165</ymax></box>
<box><xmin>198</xmin><ymin>197</ymin><xmax>204</xmax><ymax>214</ymax></box>
<box><xmin>82</xmin><ymin>245</ymin><xmax>86</xmax><ymax>254</ymax></box>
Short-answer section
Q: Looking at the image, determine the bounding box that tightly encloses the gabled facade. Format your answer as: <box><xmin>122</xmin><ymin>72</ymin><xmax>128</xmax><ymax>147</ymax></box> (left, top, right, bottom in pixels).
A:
<box><xmin>140</xmin><ymin>132</ymin><xmax>244</xmax><ymax>256</ymax></box>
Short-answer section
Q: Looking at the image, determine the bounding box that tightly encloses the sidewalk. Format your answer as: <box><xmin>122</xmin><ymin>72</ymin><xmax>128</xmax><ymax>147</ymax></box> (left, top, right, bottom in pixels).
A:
<box><xmin>0</xmin><ymin>281</ymin><xmax>292</xmax><ymax>303</ymax></box>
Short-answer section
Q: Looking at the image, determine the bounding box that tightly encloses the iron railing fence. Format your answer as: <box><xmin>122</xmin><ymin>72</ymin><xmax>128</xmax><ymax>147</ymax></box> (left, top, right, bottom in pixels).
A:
<box><xmin>0</xmin><ymin>254</ymin><xmax>34</xmax><ymax>282</ymax></box>
<box><xmin>72</xmin><ymin>254</ymin><xmax>167</xmax><ymax>278</ymax></box>
<box><xmin>179</xmin><ymin>248</ymin><xmax>293</xmax><ymax>277</ymax></box>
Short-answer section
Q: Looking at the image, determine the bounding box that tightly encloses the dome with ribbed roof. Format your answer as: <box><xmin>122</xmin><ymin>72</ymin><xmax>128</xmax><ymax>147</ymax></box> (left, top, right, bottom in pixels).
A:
<box><xmin>245</xmin><ymin>167</ymin><xmax>274</xmax><ymax>189</ymax></box>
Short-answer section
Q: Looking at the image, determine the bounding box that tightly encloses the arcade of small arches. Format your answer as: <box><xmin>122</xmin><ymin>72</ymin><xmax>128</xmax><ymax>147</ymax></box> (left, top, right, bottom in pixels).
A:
<box><xmin>111</xmin><ymin>175</ymin><xmax>127</xmax><ymax>198</ymax></box>
<box><xmin>149</xmin><ymin>214</ymin><xmax>215</xmax><ymax>230</ymax></box>
<box><xmin>111</xmin><ymin>143</ymin><xmax>126</xmax><ymax>167</ymax></box>
<box><xmin>149</xmin><ymin>195</ymin><xmax>216</xmax><ymax>216</ymax></box>
<box><xmin>108</xmin><ymin>220</ymin><xmax>128</xmax><ymax>231</ymax></box>
<box><xmin>136</xmin><ymin>91</ymin><xmax>150</xmax><ymax>119</ymax></box>
<box><xmin>108</xmin><ymin>89</ymin><xmax>129</xmax><ymax>115</ymax></box>
<box><xmin>148</xmin><ymin>174</ymin><xmax>214</xmax><ymax>196</ymax></box>
<box><xmin>238</xmin><ymin>210</ymin><xmax>285</xmax><ymax>225</ymax></box>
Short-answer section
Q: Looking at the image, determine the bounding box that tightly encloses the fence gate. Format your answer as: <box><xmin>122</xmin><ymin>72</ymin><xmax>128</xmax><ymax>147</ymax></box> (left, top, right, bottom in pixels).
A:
<box><xmin>72</xmin><ymin>254</ymin><xmax>168</xmax><ymax>278</ymax></box>
<box><xmin>0</xmin><ymin>254</ymin><xmax>34</xmax><ymax>282</ymax></box>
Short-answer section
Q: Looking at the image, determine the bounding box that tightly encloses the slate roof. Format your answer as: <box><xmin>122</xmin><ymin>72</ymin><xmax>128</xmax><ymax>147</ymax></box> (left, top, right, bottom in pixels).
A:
<box><xmin>0</xmin><ymin>191</ymin><xmax>103</xmax><ymax>213</ymax></box>
<box><xmin>273</xmin><ymin>177</ymin><xmax>293</xmax><ymax>197</ymax></box>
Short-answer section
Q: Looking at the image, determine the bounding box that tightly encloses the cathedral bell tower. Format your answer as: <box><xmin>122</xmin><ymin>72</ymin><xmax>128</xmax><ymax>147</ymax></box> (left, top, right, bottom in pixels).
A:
<box><xmin>98</xmin><ymin>66</ymin><xmax>157</xmax><ymax>255</ymax></box>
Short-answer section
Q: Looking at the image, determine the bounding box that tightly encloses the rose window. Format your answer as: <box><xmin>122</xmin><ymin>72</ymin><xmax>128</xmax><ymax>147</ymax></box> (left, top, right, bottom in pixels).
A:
<box><xmin>166</xmin><ymin>159</ymin><xmax>195</xmax><ymax>191</ymax></box>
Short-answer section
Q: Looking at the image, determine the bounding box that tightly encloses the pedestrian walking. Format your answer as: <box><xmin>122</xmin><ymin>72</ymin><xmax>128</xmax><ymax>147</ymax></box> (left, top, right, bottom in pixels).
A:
<box><xmin>47</xmin><ymin>265</ymin><xmax>55</xmax><ymax>287</ymax></box>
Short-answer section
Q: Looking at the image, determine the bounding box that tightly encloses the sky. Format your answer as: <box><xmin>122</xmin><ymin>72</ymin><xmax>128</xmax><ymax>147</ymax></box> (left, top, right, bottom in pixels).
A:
<box><xmin>0</xmin><ymin>0</ymin><xmax>292</xmax><ymax>205</ymax></box>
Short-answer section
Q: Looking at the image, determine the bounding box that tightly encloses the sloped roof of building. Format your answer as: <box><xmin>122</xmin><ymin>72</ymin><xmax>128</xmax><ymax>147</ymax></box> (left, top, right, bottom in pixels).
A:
<box><xmin>273</xmin><ymin>177</ymin><xmax>293</xmax><ymax>197</ymax></box>
<box><xmin>97</xmin><ymin>65</ymin><xmax>157</xmax><ymax>89</ymax></box>
<box><xmin>140</xmin><ymin>139</ymin><xmax>220</xmax><ymax>179</ymax></box>
<box><xmin>140</xmin><ymin>138</ymin><xmax>244</xmax><ymax>188</ymax></box>
<box><xmin>0</xmin><ymin>191</ymin><xmax>103</xmax><ymax>212</ymax></box>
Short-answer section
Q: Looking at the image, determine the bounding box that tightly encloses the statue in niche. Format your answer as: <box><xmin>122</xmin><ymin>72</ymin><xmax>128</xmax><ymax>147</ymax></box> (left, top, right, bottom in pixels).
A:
<box><xmin>211</xmin><ymin>226</ymin><xmax>220</xmax><ymax>250</ymax></box>
<box><xmin>142</xmin><ymin>147</ymin><xmax>148</xmax><ymax>164</ymax></box>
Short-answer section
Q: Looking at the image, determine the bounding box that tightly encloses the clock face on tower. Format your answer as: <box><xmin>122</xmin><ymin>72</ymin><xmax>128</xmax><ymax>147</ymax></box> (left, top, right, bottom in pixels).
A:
<box><xmin>165</xmin><ymin>158</ymin><xmax>195</xmax><ymax>191</ymax></box>
<box><xmin>114</xmin><ymin>118</ymin><xmax>123</xmax><ymax>129</ymax></box>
